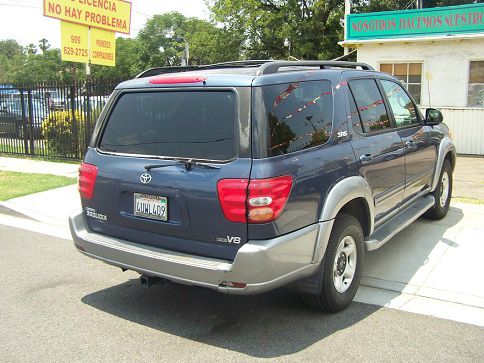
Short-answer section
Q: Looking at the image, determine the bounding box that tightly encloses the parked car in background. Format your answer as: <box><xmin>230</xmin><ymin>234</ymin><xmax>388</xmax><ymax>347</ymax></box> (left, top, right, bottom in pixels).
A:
<box><xmin>0</xmin><ymin>97</ymin><xmax>48</xmax><ymax>138</ymax></box>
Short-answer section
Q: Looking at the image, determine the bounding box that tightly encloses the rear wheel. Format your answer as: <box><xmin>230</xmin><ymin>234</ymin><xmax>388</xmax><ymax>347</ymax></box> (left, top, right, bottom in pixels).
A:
<box><xmin>302</xmin><ymin>213</ymin><xmax>364</xmax><ymax>312</ymax></box>
<box><xmin>424</xmin><ymin>159</ymin><xmax>452</xmax><ymax>220</ymax></box>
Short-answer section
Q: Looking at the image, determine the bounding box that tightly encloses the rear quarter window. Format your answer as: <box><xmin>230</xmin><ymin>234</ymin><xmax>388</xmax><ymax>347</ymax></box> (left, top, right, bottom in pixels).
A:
<box><xmin>254</xmin><ymin>80</ymin><xmax>333</xmax><ymax>157</ymax></box>
<box><xmin>99</xmin><ymin>90</ymin><xmax>237</xmax><ymax>161</ymax></box>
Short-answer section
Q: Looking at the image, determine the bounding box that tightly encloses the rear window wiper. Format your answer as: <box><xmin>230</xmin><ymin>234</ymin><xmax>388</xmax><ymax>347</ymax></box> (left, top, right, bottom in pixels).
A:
<box><xmin>145</xmin><ymin>159</ymin><xmax>221</xmax><ymax>171</ymax></box>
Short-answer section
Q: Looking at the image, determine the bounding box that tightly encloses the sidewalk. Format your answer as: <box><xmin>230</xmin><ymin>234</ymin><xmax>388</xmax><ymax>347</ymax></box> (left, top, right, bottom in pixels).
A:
<box><xmin>0</xmin><ymin>155</ymin><xmax>483</xmax><ymax>326</ymax></box>
<box><xmin>0</xmin><ymin>156</ymin><xmax>80</xmax><ymax>177</ymax></box>
<box><xmin>0</xmin><ymin>156</ymin><xmax>81</xmax><ymax>228</ymax></box>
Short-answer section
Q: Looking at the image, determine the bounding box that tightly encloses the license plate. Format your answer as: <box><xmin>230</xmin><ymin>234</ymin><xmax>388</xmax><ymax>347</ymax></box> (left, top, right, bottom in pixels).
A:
<box><xmin>134</xmin><ymin>193</ymin><xmax>168</xmax><ymax>221</ymax></box>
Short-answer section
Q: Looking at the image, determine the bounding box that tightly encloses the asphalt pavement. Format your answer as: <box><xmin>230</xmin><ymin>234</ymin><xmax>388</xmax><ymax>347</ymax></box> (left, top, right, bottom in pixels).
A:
<box><xmin>1</xmin><ymin>155</ymin><xmax>484</xmax><ymax>360</ymax></box>
<box><xmin>1</xmin><ymin>224</ymin><xmax>483</xmax><ymax>362</ymax></box>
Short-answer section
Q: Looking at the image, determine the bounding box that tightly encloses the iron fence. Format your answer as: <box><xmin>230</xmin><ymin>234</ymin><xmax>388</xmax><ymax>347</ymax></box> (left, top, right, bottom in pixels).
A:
<box><xmin>0</xmin><ymin>79</ymin><xmax>122</xmax><ymax>160</ymax></box>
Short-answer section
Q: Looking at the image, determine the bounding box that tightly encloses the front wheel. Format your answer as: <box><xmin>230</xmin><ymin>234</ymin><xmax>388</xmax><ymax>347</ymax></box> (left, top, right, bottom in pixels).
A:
<box><xmin>424</xmin><ymin>159</ymin><xmax>452</xmax><ymax>220</ymax></box>
<box><xmin>302</xmin><ymin>213</ymin><xmax>364</xmax><ymax>312</ymax></box>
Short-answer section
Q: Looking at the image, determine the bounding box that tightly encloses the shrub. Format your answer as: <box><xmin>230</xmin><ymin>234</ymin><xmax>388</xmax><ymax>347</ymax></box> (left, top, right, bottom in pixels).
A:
<box><xmin>41</xmin><ymin>110</ymin><xmax>88</xmax><ymax>156</ymax></box>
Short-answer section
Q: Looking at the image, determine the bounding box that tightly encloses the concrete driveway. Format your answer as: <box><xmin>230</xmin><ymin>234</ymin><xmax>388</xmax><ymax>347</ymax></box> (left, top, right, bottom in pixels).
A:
<box><xmin>1</xmin><ymin>185</ymin><xmax>483</xmax><ymax>326</ymax></box>
<box><xmin>0</xmin><ymin>155</ymin><xmax>483</xmax><ymax>326</ymax></box>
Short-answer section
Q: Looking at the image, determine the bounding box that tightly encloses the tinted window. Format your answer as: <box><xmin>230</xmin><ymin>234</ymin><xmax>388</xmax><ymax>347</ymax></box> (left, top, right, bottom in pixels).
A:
<box><xmin>349</xmin><ymin>93</ymin><xmax>363</xmax><ymax>133</ymax></box>
<box><xmin>348</xmin><ymin>79</ymin><xmax>391</xmax><ymax>133</ymax></box>
<box><xmin>255</xmin><ymin>80</ymin><xmax>333</xmax><ymax>156</ymax></box>
<box><xmin>380</xmin><ymin>80</ymin><xmax>419</xmax><ymax>127</ymax></box>
<box><xmin>99</xmin><ymin>91</ymin><xmax>236</xmax><ymax>160</ymax></box>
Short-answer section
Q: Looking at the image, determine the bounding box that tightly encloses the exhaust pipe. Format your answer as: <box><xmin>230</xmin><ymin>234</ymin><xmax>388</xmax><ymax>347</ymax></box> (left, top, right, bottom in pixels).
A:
<box><xmin>140</xmin><ymin>274</ymin><xmax>161</xmax><ymax>288</ymax></box>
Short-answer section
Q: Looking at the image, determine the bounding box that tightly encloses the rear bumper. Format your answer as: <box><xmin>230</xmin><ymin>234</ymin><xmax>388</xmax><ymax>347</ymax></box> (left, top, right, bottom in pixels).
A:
<box><xmin>69</xmin><ymin>213</ymin><xmax>327</xmax><ymax>294</ymax></box>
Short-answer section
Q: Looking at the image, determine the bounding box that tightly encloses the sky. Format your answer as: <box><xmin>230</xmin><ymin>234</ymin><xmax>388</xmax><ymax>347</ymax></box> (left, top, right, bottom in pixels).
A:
<box><xmin>0</xmin><ymin>0</ymin><xmax>210</xmax><ymax>49</ymax></box>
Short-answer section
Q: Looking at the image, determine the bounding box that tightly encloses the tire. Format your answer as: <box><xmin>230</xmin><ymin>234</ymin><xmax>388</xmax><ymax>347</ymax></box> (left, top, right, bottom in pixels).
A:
<box><xmin>424</xmin><ymin>159</ymin><xmax>452</xmax><ymax>220</ymax></box>
<box><xmin>302</xmin><ymin>213</ymin><xmax>364</xmax><ymax>312</ymax></box>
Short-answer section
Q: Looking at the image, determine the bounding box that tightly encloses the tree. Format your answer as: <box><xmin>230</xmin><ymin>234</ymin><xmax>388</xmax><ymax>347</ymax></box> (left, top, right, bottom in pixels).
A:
<box><xmin>137</xmin><ymin>11</ymin><xmax>243</xmax><ymax>68</ymax></box>
<box><xmin>0</xmin><ymin>40</ymin><xmax>26</xmax><ymax>83</ymax></box>
<box><xmin>184</xmin><ymin>18</ymin><xmax>243</xmax><ymax>64</ymax></box>
<box><xmin>207</xmin><ymin>0</ymin><xmax>346</xmax><ymax>60</ymax></box>
<box><xmin>12</xmin><ymin>49</ymin><xmax>63</xmax><ymax>83</ymax></box>
<box><xmin>26</xmin><ymin>43</ymin><xmax>37</xmax><ymax>55</ymax></box>
<box><xmin>137</xmin><ymin>12</ymin><xmax>189</xmax><ymax>67</ymax></box>
<box><xmin>38</xmin><ymin>38</ymin><xmax>50</xmax><ymax>53</ymax></box>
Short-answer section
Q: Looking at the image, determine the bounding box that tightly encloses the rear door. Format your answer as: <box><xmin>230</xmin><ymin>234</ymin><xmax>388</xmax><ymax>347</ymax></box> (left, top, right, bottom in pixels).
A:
<box><xmin>347</xmin><ymin>78</ymin><xmax>406</xmax><ymax>224</ymax></box>
<box><xmin>83</xmin><ymin>87</ymin><xmax>251</xmax><ymax>261</ymax></box>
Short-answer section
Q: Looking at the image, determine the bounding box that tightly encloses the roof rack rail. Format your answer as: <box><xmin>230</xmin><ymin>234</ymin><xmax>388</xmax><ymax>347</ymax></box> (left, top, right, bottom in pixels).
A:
<box><xmin>200</xmin><ymin>60</ymin><xmax>274</xmax><ymax>69</ymax></box>
<box><xmin>136</xmin><ymin>66</ymin><xmax>199</xmax><ymax>79</ymax></box>
<box><xmin>135</xmin><ymin>60</ymin><xmax>273</xmax><ymax>78</ymax></box>
<box><xmin>135</xmin><ymin>60</ymin><xmax>374</xmax><ymax>79</ymax></box>
<box><xmin>255</xmin><ymin>61</ymin><xmax>374</xmax><ymax>75</ymax></box>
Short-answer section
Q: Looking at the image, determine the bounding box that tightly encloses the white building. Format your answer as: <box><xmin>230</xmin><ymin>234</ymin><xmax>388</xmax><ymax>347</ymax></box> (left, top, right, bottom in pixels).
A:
<box><xmin>341</xmin><ymin>3</ymin><xmax>484</xmax><ymax>155</ymax></box>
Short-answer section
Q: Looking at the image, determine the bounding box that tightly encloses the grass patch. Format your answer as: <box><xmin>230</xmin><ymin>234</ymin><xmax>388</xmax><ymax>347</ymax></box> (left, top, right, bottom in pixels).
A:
<box><xmin>0</xmin><ymin>151</ymin><xmax>81</xmax><ymax>164</ymax></box>
<box><xmin>0</xmin><ymin>171</ymin><xmax>76</xmax><ymax>201</ymax></box>
<box><xmin>0</xmin><ymin>143</ymin><xmax>26</xmax><ymax>154</ymax></box>
<box><xmin>451</xmin><ymin>197</ymin><xmax>484</xmax><ymax>205</ymax></box>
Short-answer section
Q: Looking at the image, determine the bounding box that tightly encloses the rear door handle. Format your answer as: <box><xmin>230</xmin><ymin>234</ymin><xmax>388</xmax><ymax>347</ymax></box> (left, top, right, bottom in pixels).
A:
<box><xmin>360</xmin><ymin>154</ymin><xmax>373</xmax><ymax>163</ymax></box>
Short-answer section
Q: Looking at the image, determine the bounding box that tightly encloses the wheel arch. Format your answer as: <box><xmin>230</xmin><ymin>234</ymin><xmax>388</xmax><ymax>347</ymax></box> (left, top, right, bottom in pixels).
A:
<box><xmin>312</xmin><ymin>176</ymin><xmax>374</xmax><ymax>263</ymax></box>
<box><xmin>431</xmin><ymin>136</ymin><xmax>456</xmax><ymax>192</ymax></box>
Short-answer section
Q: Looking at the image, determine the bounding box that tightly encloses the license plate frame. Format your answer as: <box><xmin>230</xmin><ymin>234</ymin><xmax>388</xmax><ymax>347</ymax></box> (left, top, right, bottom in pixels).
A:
<box><xmin>133</xmin><ymin>193</ymin><xmax>168</xmax><ymax>221</ymax></box>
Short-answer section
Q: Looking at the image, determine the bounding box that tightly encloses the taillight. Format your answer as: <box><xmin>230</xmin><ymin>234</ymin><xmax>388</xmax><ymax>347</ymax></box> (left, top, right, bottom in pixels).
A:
<box><xmin>217</xmin><ymin>179</ymin><xmax>249</xmax><ymax>223</ymax></box>
<box><xmin>78</xmin><ymin>163</ymin><xmax>98</xmax><ymax>199</ymax></box>
<box><xmin>248</xmin><ymin>176</ymin><xmax>293</xmax><ymax>223</ymax></box>
<box><xmin>217</xmin><ymin>175</ymin><xmax>293</xmax><ymax>224</ymax></box>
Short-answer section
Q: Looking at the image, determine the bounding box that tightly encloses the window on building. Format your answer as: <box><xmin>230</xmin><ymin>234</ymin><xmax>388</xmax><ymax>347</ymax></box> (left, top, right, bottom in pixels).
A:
<box><xmin>348</xmin><ymin>79</ymin><xmax>391</xmax><ymax>133</ymax></box>
<box><xmin>468</xmin><ymin>61</ymin><xmax>484</xmax><ymax>107</ymax></box>
<box><xmin>380</xmin><ymin>63</ymin><xmax>422</xmax><ymax>104</ymax></box>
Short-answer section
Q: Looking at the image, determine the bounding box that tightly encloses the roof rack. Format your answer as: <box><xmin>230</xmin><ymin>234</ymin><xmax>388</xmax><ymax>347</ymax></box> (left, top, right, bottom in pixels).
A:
<box><xmin>201</xmin><ymin>60</ymin><xmax>274</xmax><ymax>69</ymax></box>
<box><xmin>136</xmin><ymin>66</ymin><xmax>199</xmax><ymax>79</ymax></box>
<box><xmin>136</xmin><ymin>60</ymin><xmax>274</xmax><ymax>78</ymax></box>
<box><xmin>135</xmin><ymin>60</ymin><xmax>374</xmax><ymax>79</ymax></box>
<box><xmin>256</xmin><ymin>61</ymin><xmax>374</xmax><ymax>75</ymax></box>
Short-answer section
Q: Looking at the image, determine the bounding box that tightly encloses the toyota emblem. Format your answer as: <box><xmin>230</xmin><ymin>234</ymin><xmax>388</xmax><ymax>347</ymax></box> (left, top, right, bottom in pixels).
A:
<box><xmin>140</xmin><ymin>173</ymin><xmax>152</xmax><ymax>184</ymax></box>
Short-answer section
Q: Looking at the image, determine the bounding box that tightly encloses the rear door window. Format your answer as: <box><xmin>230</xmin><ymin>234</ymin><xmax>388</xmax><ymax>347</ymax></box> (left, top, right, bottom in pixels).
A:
<box><xmin>348</xmin><ymin>79</ymin><xmax>391</xmax><ymax>133</ymax></box>
<box><xmin>99</xmin><ymin>91</ymin><xmax>237</xmax><ymax>161</ymax></box>
<box><xmin>254</xmin><ymin>80</ymin><xmax>333</xmax><ymax>156</ymax></box>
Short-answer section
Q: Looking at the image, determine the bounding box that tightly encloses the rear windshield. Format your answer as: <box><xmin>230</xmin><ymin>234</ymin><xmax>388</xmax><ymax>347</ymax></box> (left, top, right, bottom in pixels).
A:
<box><xmin>253</xmin><ymin>80</ymin><xmax>333</xmax><ymax>157</ymax></box>
<box><xmin>99</xmin><ymin>91</ymin><xmax>237</xmax><ymax>160</ymax></box>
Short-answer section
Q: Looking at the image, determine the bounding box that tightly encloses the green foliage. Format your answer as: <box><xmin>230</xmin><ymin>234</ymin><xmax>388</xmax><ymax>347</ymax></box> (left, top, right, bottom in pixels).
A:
<box><xmin>0</xmin><ymin>39</ymin><xmax>25</xmax><ymax>83</ymax></box>
<box><xmin>207</xmin><ymin>0</ymin><xmax>345</xmax><ymax>60</ymax></box>
<box><xmin>38</xmin><ymin>38</ymin><xmax>50</xmax><ymax>53</ymax></box>
<box><xmin>136</xmin><ymin>12</ymin><xmax>243</xmax><ymax>68</ymax></box>
<box><xmin>41</xmin><ymin>110</ymin><xmax>88</xmax><ymax>156</ymax></box>
<box><xmin>0</xmin><ymin>1</ymin><xmax>477</xmax><ymax>82</ymax></box>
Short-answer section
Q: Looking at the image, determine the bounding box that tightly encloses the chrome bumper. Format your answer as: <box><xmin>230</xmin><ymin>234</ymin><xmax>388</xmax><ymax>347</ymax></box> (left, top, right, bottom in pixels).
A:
<box><xmin>69</xmin><ymin>213</ymin><xmax>329</xmax><ymax>294</ymax></box>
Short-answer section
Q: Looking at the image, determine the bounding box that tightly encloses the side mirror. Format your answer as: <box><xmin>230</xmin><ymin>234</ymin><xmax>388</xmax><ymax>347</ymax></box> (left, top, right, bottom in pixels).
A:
<box><xmin>425</xmin><ymin>108</ymin><xmax>443</xmax><ymax>125</ymax></box>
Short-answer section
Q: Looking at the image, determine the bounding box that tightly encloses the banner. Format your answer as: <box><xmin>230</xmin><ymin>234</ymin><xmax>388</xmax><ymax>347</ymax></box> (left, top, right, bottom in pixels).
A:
<box><xmin>61</xmin><ymin>21</ymin><xmax>89</xmax><ymax>63</ymax></box>
<box><xmin>44</xmin><ymin>0</ymin><xmax>131</xmax><ymax>34</ymax></box>
<box><xmin>346</xmin><ymin>3</ymin><xmax>484</xmax><ymax>41</ymax></box>
<box><xmin>90</xmin><ymin>27</ymin><xmax>116</xmax><ymax>67</ymax></box>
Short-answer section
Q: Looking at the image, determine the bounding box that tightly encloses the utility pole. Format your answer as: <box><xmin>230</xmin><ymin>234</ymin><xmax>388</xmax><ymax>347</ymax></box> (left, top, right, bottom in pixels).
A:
<box><xmin>344</xmin><ymin>0</ymin><xmax>351</xmax><ymax>56</ymax></box>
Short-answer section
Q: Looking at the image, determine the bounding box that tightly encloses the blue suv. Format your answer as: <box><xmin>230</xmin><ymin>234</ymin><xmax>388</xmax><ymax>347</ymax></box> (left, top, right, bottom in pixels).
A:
<box><xmin>70</xmin><ymin>60</ymin><xmax>456</xmax><ymax>312</ymax></box>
